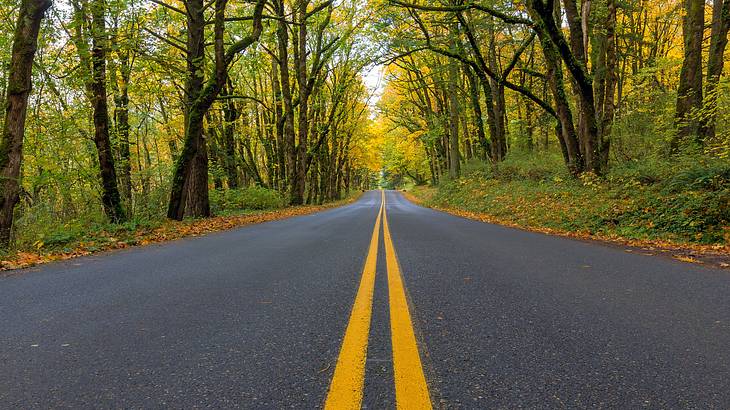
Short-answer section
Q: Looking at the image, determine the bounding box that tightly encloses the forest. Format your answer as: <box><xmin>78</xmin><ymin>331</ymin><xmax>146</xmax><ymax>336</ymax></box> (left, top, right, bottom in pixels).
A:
<box><xmin>0</xmin><ymin>0</ymin><xmax>729</xmax><ymax>261</ymax></box>
<box><xmin>0</xmin><ymin>0</ymin><xmax>382</xmax><ymax>258</ymax></box>
<box><xmin>375</xmin><ymin>0</ymin><xmax>730</xmax><ymax>248</ymax></box>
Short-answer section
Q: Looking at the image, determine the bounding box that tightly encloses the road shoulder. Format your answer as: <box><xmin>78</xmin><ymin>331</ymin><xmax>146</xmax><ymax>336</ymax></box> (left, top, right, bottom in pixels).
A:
<box><xmin>1</xmin><ymin>193</ymin><xmax>362</xmax><ymax>272</ymax></box>
<box><xmin>403</xmin><ymin>188</ymin><xmax>730</xmax><ymax>270</ymax></box>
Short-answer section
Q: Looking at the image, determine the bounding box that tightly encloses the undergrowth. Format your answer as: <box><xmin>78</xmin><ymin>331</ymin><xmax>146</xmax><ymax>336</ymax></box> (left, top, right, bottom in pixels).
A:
<box><xmin>1</xmin><ymin>188</ymin><xmax>359</xmax><ymax>269</ymax></box>
<box><xmin>5</xmin><ymin>186</ymin><xmax>288</xmax><ymax>257</ymax></box>
<box><xmin>415</xmin><ymin>152</ymin><xmax>730</xmax><ymax>245</ymax></box>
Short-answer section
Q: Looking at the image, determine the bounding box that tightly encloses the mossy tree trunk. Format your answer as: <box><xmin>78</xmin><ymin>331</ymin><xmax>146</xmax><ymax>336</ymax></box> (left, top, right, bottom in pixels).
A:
<box><xmin>70</xmin><ymin>0</ymin><xmax>125</xmax><ymax>222</ymax></box>
<box><xmin>533</xmin><ymin>21</ymin><xmax>584</xmax><ymax>174</ymax></box>
<box><xmin>0</xmin><ymin>0</ymin><xmax>52</xmax><ymax>246</ymax></box>
<box><xmin>527</xmin><ymin>0</ymin><xmax>604</xmax><ymax>174</ymax></box>
<box><xmin>463</xmin><ymin>64</ymin><xmax>490</xmax><ymax>160</ymax></box>
<box><xmin>167</xmin><ymin>0</ymin><xmax>264</xmax><ymax>220</ymax></box>
<box><xmin>673</xmin><ymin>0</ymin><xmax>705</xmax><ymax>149</ymax></box>
<box><xmin>90</xmin><ymin>0</ymin><xmax>125</xmax><ymax>222</ymax></box>
<box><xmin>700</xmin><ymin>0</ymin><xmax>730</xmax><ymax>141</ymax></box>
<box><xmin>291</xmin><ymin>0</ymin><xmax>334</xmax><ymax>205</ymax></box>
<box><xmin>221</xmin><ymin>81</ymin><xmax>240</xmax><ymax>189</ymax></box>
<box><xmin>274</xmin><ymin>0</ymin><xmax>296</xmax><ymax>199</ymax></box>
<box><xmin>591</xmin><ymin>0</ymin><xmax>617</xmax><ymax>171</ymax></box>
<box><xmin>447</xmin><ymin>23</ymin><xmax>461</xmax><ymax>179</ymax></box>
<box><xmin>167</xmin><ymin>0</ymin><xmax>208</xmax><ymax>220</ymax></box>
<box><xmin>112</xmin><ymin>33</ymin><xmax>133</xmax><ymax>203</ymax></box>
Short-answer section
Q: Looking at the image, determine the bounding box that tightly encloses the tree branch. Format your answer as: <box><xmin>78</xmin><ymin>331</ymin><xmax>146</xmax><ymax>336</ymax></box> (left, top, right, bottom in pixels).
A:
<box><xmin>149</xmin><ymin>0</ymin><xmax>186</xmax><ymax>15</ymax></box>
<box><xmin>142</xmin><ymin>27</ymin><xmax>188</xmax><ymax>54</ymax></box>
<box><xmin>388</xmin><ymin>0</ymin><xmax>533</xmax><ymax>26</ymax></box>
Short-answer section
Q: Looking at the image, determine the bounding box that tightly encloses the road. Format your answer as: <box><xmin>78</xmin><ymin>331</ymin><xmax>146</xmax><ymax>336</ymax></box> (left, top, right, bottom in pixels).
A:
<box><xmin>2</xmin><ymin>190</ymin><xmax>730</xmax><ymax>408</ymax></box>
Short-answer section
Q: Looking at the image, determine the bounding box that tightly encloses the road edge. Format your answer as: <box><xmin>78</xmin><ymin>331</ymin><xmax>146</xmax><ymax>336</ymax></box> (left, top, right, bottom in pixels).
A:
<box><xmin>1</xmin><ymin>192</ymin><xmax>364</xmax><ymax>272</ymax></box>
<box><xmin>400</xmin><ymin>189</ymin><xmax>730</xmax><ymax>271</ymax></box>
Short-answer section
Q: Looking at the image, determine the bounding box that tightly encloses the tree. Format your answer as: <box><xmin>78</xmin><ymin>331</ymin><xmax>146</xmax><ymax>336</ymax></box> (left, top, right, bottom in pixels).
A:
<box><xmin>69</xmin><ymin>0</ymin><xmax>125</xmax><ymax>222</ymax></box>
<box><xmin>288</xmin><ymin>0</ymin><xmax>337</xmax><ymax>205</ymax></box>
<box><xmin>700</xmin><ymin>0</ymin><xmax>730</xmax><ymax>141</ymax></box>
<box><xmin>446</xmin><ymin>23</ymin><xmax>461</xmax><ymax>178</ymax></box>
<box><xmin>0</xmin><ymin>0</ymin><xmax>52</xmax><ymax>246</ymax></box>
<box><xmin>89</xmin><ymin>0</ymin><xmax>125</xmax><ymax>221</ymax></box>
<box><xmin>166</xmin><ymin>0</ymin><xmax>265</xmax><ymax>220</ymax></box>
<box><xmin>673</xmin><ymin>0</ymin><xmax>705</xmax><ymax>148</ymax></box>
<box><xmin>389</xmin><ymin>0</ymin><xmax>617</xmax><ymax>175</ymax></box>
<box><xmin>110</xmin><ymin>7</ymin><xmax>141</xmax><ymax>202</ymax></box>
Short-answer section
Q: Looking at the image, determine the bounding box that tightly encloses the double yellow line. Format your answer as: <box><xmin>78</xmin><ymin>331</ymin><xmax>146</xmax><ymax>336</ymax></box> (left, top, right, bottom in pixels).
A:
<box><xmin>325</xmin><ymin>190</ymin><xmax>431</xmax><ymax>409</ymax></box>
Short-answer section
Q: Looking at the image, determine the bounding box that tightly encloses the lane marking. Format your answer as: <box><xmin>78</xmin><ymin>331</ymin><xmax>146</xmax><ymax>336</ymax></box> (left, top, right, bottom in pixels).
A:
<box><xmin>383</xmin><ymin>191</ymin><xmax>432</xmax><ymax>409</ymax></box>
<box><xmin>324</xmin><ymin>192</ymin><xmax>384</xmax><ymax>409</ymax></box>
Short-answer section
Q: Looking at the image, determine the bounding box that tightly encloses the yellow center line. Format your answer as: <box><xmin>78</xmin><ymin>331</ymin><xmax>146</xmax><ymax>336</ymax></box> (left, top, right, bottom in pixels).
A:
<box><xmin>324</xmin><ymin>192</ymin><xmax>384</xmax><ymax>410</ymax></box>
<box><xmin>383</xmin><ymin>191</ymin><xmax>432</xmax><ymax>409</ymax></box>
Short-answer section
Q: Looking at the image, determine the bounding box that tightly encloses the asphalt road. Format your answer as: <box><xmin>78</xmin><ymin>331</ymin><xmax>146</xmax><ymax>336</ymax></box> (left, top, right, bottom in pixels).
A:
<box><xmin>2</xmin><ymin>190</ymin><xmax>730</xmax><ymax>408</ymax></box>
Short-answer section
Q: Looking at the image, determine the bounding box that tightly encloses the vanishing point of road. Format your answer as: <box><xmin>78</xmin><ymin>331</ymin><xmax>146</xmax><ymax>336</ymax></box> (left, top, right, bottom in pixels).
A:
<box><xmin>2</xmin><ymin>190</ymin><xmax>730</xmax><ymax>408</ymax></box>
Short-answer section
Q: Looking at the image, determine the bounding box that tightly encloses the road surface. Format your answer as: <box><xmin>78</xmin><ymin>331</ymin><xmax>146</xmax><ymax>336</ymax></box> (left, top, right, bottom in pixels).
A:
<box><xmin>2</xmin><ymin>190</ymin><xmax>730</xmax><ymax>408</ymax></box>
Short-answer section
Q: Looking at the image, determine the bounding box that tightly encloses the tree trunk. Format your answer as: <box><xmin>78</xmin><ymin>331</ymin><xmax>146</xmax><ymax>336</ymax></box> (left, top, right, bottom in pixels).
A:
<box><xmin>271</xmin><ymin>58</ymin><xmax>286</xmax><ymax>190</ymax></box>
<box><xmin>528</xmin><ymin>0</ymin><xmax>601</xmax><ymax>173</ymax></box>
<box><xmin>447</xmin><ymin>27</ymin><xmax>461</xmax><ymax>179</ymax></box>
<box><xmin>167</xmin><ymin>0</ymin><xmax>209</xmax><ymax>219</ymax></box>
<box><xmin>487</xmin><ymin>25</ymin><xmax>508</xmax><ymax>161</ymax></box>
<box><xmin>275</xmin><ymin>0</ymin><xmax>296</xmax><ymax>201</ymax></box>
<box><xmin>113</xmin><ymin>50</ymin><xmax>133</xmax><ymax>203</ymax></box>
<box><xmin>536</xmin><ymin>27</ymin><xmax>584</xmax><ymax>174</ymax></box>
<box><xmin>592</xmin><ymin>0</ymin><xmax>617</xmax><ymax>171</ymax></box>
<box><xmin>292</xmin><ymin>0</ymin><xmax>310</xmax><ymax>204</ymax></box>
<box><xmin>0</xmin><ymin>0</ymin><xmax>51</xmax><ymax>246</ymax></box>
<box><xmin>90</xmin><ymin>0</ymin><xmax>125</xmax><ymax>222</ymax></box>
<box><xmin>491</xmin><ymin>81</ymin><xmax>508</xmax><ymax>161</ymax></box>
<box><xmin>222</xmin><ymin>82</ymin><xmax>240</xmax><ymax>189</ymax></box>
<box><xmin>167</xmin><ymin>0</ymin><xmax>264</xmax><ymax>219</ymax></box>
<box><xmin>700</xmin><ymin>0</ymin><xmax>730</xmax><ymax>140</ymax></box>
<box><xmin>673</xmin><ymin>0</ymin><xmax>705</xmax><ymax>148</ymax></box>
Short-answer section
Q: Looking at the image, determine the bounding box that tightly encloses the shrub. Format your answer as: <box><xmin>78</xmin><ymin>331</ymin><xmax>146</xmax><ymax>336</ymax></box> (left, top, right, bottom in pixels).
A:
<box><xmin>608</xmin><ymin>156</ymin><xmax>672</xmax><ymax>186</ymax></box>
<box><xmin>661</xmin><ymin>161</ymin><xmax>730</xmax><ymax>193</ymax></box>
<box><xmin>210</xmin><ymin>186</ymin><xmax>286</xmax><ymax>213</ymax></box>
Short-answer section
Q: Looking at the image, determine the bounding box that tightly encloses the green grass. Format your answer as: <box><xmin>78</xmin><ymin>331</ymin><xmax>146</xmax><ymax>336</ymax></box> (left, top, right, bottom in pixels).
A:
<box><xmin>414</xmin><ymin>153</ymin><xmax>730</xmax><ymax>245</ymax></box>
<box><xmin>4</xmin><ymin>186</ymin><xmax>288</xmax><ymax>257</ymax></box>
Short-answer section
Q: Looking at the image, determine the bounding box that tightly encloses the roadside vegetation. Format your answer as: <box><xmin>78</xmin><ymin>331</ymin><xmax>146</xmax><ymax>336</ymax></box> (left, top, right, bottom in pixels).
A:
<box><xmin>1</xmin><ymin>188</ymin><xmax>359</xmax><ymax>270</ymax></box>
<box><xmin>0</xmin><ymin>0</ymin><xmax>381</xmax><ymax>268</ymax></box>
<box><xmin>408</xmin><ymin>153</ymin><xmax>729</xmax><ymax>249</ymax></box>
<box><xmin>375</xmin><ymin>0</ymin><xmax>730</xmax><ymax>257</ymax></box>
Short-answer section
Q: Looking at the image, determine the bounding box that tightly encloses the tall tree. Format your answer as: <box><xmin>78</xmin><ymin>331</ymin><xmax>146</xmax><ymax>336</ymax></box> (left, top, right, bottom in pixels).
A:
<box><xmin>0</xmin><ymin>0</ymin><xmax>52</xmax><ymax>246</ymax></box>
<box><xmin>700</xmin><ymin>0</ymin><xmax>730</xmax><ymax>140</ymax></box>
<box><xmin>463</xmin><ymin>64</ymin><xmax>489</xmax><ymax>160</ymax></box>
<box><xmin>70</xmin><ymin>0</ymin><xmax>125</xmax><ymax>222</ymax></box>
<box><xmin>110</xmin><ymin>11</ymin><xmax>139</xmax><ymax>203</ymax></box>
<box><xmin>673</xmin><ymin>0</ymin><xmax>705</xmax><ymax>148</ymax></box>
<box><xmin>166</xmin><ymin>0</ymin><xmax>265</xmax><ymax>220</ymax></box>
<box><xmin>274</xmin><ymin>0</ymin><xmax>296</xmax><ymax>199</ymax></box>
<box><xmin>447</xmin><ymin>23</ymin><xmax>461</xmax><ymax>178</ymax></box>
<box><xmin>89</xmin><ymin>0</ymin><xmax>125</xmax><ymax>221</ymax></box>
<box><xmin>527</xmin><ymin>0</ymin><xmax>604</xmax><ymax>173</ymax></box>
<box><xmin>290</xmin><ymin>0</ymin><xmax>336</xmax><ymax>205</ymax></box>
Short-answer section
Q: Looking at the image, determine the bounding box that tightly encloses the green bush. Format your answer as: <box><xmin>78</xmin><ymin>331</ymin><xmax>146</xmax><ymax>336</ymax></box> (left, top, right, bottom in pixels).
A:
<box><xmin>210</xmin><ymin>186</ymin><xmax>286</xmax><ymax>213</ymax></box>
<box><xmin>661</xmin><ymin>160</ymin><xmax>730</xmax><ymax>193</ymax></box>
